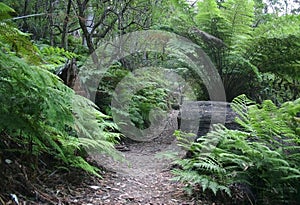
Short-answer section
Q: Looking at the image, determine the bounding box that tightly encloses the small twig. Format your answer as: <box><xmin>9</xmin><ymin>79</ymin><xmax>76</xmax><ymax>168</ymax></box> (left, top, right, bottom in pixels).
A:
<box><xmin>12</xmin><ymin>13</ymin><xmax>46</xmax><ymax>20</ymax></box>
<box><xmin>0</xmin><ymin>195</ymin><xmax>5</xmax><ymax>205</ymax></box>
<box><xmin>34</xmin><ymin>189</ymin><xmax>57</xmax><ymax>205</ymax></box>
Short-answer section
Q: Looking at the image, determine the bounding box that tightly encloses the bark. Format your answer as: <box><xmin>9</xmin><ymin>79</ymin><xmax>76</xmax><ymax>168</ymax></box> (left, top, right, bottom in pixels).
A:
<box><xmin>61</xmin><ymin>0</ymin><xmax>72</xmax><ymax>49</ymax></box>
<box><xmin>48</xmin><ymin>0</ymin><xmax>55</xmax><ymax>46</ymax></box>
<box><xmin>22</xmin><ymin>0</ymin><xmax>30</xmax><ymax>32</ymax></box>
<box><xmin>76</xmin><ymin>0</ymin><xmax>98</xmax><ymax>63</ymax></box>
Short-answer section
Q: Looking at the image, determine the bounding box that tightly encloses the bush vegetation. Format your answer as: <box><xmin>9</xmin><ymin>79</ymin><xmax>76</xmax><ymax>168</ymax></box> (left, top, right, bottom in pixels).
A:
<box><xmin>0</xmin><ymin>3</ymin><xmax>121</xmax><ymax>179</ymax></box>
<box><xmin>0</xmin><ymin>0</ymin><xmax>300</xmax><ymax>204</ymax></box>
<box><xmin>173</xmin><ymin>95</ymin><xmax>300</xmax><ymax>204</ymax></box>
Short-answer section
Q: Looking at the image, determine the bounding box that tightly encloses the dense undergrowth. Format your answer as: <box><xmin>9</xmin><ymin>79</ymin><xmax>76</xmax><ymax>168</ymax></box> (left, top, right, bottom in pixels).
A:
<box><xmin>173</xmin><ymin>95</ymin><xmax>300</xmax><ymax>204</ymax></box>
<box><xmin>0</xmin><ymin>5</ymin><xmax>122</xmax><ymax>202</ymax></box>
<box><xmin>1</xmin><ymin>1</ymin><xmax>300</xmax><ymax>204</ymax></box>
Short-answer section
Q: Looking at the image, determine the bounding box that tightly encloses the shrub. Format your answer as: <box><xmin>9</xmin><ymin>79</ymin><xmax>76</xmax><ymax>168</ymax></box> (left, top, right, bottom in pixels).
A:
<box><xmin>0</xmin><ymin>3</ymin><xmax>121</xmax><ymax>177</ymax></box>
<box><xmin>173</xmin><ymin>95</ymin><xmax>300</xmax><ymax>204</ymax></box>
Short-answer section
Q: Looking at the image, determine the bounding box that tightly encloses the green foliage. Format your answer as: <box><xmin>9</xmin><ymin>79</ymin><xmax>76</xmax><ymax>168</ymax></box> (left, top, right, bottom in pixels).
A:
<box><xmin>193</xmin><ymin>0</ymin><xmax>260</xmax><ymax>101</ymax></box>
<box><xmin>98</xmin><ymin>64</ymin><xmax>172</xmax><ymax>130</ymax></box>
<box><xmin>196</xmin><ymin>0</ymin><xmax>255</xmax><ymax>50</ymax></box>
<box><xmin>0</xmin><ymin>48</ymin><xmax>121</xmax><ymax>176</ymax></box>
<box><xmin>0</xmin><ymin>5</ymin><xmax>121</xmax><ymax>176</ymax></box>
<box><xmin>196</xmin><ymin>0</ymin><xmax>227</xmax><ymax>40</ymax></box>
<box><xmin>246</xmin><ymin>14</ymin><xmax>300</xmax><ymax>102</ymax></box>
<box><xmin>252</xmin><ymin>73</ymin><xmax>300</xmax><ymax>104</ymax></box>
<box><xmin>0</xmin><ymin>2</ymin><xmax>16</xmax><ymax>21</ymax></box>
<box><xmin>169</xmin><ymin>0</ymin><xmax>195</xmax><ymax>29</ymax></box>
<box><xmin>73</xmin><ymin>95</ymin><xmax>122</xmax><ymax>154</ymax></box>
<box><xmin>0</xmin><ymin>19</ymin><xmax>40</xmax><ymax>64</ymax></box>
<box><xmin>152</xmin><ymin>0</ymin><xmax>195</xmax><ymax>38</ymax></box>
<box><xmin>173</xmin><ymin>95</ymin><xmax>300</xmax><ymax>204</ymax></box>
<box><xmin>39</xmin><ymin>45</ymin><xmax>79</xmax><ymax>71</ymax></box>
<box><xmin>97</xmin><ymin>63</ymin><xmax>130</xmax><ymax>114</ymax></box>
<box><xmin>193</xmin><ymin>0</ymin><xmax>299</xmax><ymax>102</ymax></box>
<box><xmin>249</xmin><ymin>15</ymin><xmax>300</xmax><ymax>78</ymax></box>
<box><xmin>4</xmin><ymin>0</ymin><xmax>298</xmax><ymax>103</ymax></box>
<box><xmin>129</xmin><ymin>83</ymin><xmax>169</xmax><ymax>129</ymax></box>
<box><xmin>1</xmin><ymin>27</ymin><xmax>36</xmax><ymax>61</ymax></box>
<box><xmin>220</xmin><ymin>0</ymin><xmax>255</xmax><ymax>52</ymax></box>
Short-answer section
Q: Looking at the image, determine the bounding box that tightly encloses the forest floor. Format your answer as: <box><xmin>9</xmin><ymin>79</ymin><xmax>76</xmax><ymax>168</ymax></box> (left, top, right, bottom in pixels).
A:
<box><xmin>83</xmin><ymin>110</ymin><xmax>205</xmax><ymax>205</ymax></box>
<box><xmin>1</xmin><ymin>111</ymin><xmax>216</xmax><ymax>205</ymax></box>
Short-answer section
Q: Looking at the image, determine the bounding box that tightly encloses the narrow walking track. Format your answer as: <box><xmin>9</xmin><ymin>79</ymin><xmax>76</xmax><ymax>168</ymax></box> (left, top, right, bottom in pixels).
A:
<box><xmin>92</xmin><ymin>139</ymin><xmax>190</xmax><ymax>204</ymax></box>
<box><xmin>2</xmin><ymin>107</ymin><xmax>230</xmax><ymax>204</ymax></box>
<box><xmin>89</xmin><ymin>112</ymin><xmax>197</xmax><ymax>204</ymax></box>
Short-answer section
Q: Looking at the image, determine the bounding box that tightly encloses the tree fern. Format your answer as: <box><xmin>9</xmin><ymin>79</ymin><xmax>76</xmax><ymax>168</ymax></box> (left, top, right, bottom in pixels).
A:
<box><xmin>220</xmin><ymin>0</ymin><xmax>255</xmax><ymax>52</ymax></box>
<box><xmin>195</xmin><ymin>0</ymin><xmax>228</xmax><ymax>41</ymax></box>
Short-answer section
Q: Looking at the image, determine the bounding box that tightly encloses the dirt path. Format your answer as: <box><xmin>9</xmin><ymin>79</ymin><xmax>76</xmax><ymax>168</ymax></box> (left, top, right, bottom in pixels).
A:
<box><xmin>2</xmin><ymin>104</ymin><xmax>237</xmax><ymax>204</ymax></box>
<box><xmin>89</xmin><ymin>111</ymin><xmax>198</xmax><ymax>205</ymax></box>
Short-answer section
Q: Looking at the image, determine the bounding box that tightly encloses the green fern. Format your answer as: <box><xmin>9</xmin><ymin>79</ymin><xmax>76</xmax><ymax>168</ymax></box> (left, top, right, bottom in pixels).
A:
<box><xmin>0</xmin><ymin>3</ymin><xmax>41</xmax><ymax>64</ymax></box>
<box><xmin>72</xmin><ymin>95</ymin><xmax>122</xmax><ymax>160</ymax></box>
<box><xmin>0</xmin><ymin>10</ymin><xmax>123</xmax><ymax>176</ymax></box>
<box><xmin>172</xmin><ymin>169</ymin><xmax>231</xmax><ymax>196</ymax></box>
<box><xmin>39</xmin><ymin>45</ymin><xmax>79</xmax><ymax>70</ymax></box>
<box><xmin>0</xmin><ymin>2</ymin><xmax>16</xmax><ymax>21</ymax></box>
<box><xmin>173</xmin><ymin>95</ymin><xmax>300</xmax><ymax>203</ymax></box>
<box><xmin>220</xmin><ymin>0</ymin><xmax>255</xmax><ymax>52</ymax></box>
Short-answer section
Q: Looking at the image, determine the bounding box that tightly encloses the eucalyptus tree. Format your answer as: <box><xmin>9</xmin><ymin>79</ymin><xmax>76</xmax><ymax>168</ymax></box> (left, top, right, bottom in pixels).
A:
<box><xmin>74</xmin><ymin>0</ymin><xmax>157</xmax><ymax>62</ymax></box>
<box><xmin>155</xmin><ymin>0</ymin><xmax>259</xmax><ymax>101</ymax></box>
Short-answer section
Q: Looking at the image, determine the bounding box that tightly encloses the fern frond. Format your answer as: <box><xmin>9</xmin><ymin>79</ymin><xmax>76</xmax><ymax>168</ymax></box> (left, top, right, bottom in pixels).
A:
<box><xmin>72</xmin><ymin>95</ymin><xmax>123</xmax><ymax>161</ymax></box>
<box><xmin>0</xmin><ymin>2</ymin><xmax>16</xmax><ymax>21</ymax></box>
<box><xmin>174</xmin><ymin>95</ymin><xmax>300</xmax><ymax>203</ymax></box>
<box><xmin>193</xmin><ymin>156</ymin><xmax>225</xmax><ymax>173</ymax></box>
<box><xmin>172</xmin><ymin>169</ymin><xmax>231</xmax><ymax>196</ymax></box>
<box><xmin>0</xmin><ymin>44</ymin><xmax>123</xmax><ymax>177</ymax></box>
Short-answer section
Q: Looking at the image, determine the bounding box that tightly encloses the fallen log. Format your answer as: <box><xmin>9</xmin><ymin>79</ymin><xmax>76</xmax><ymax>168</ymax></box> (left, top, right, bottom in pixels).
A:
<box><xmin>178</xmin><ymin>101</ymin><xmax>239</xmax><ymax>138</ymax></box>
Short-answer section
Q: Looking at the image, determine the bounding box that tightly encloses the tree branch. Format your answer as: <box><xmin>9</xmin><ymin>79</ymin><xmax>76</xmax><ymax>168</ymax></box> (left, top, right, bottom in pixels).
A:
<box><xmin>191</xmin><ymin>27</ymin><xmax>226</xmax><ymax>48</ymax></box>
<box><xmin>12</xmin><ymin>13</ymin><xmax>46</xmax><ymax>20</ymax></box>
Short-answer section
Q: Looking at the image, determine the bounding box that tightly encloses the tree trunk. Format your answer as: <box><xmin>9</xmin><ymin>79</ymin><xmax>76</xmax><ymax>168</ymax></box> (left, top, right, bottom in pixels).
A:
<box><xmin>76</xmin><ymin>0</ymin><xmax>98</xmax><ymax>63</ymax></box>
<box><xmin>61</xmin><ymin>0</ymin><xmax>72</xmax><ymax>49</ymax></box>
<box><xmin>48</xmin><ymin>0</ymin><xmax>54</xmax><ymax>46</ymax></box>
<box><xmin>22</xmin><ymin>0</ymin><xmax>30</xmax><ymax>32</ymax></box>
